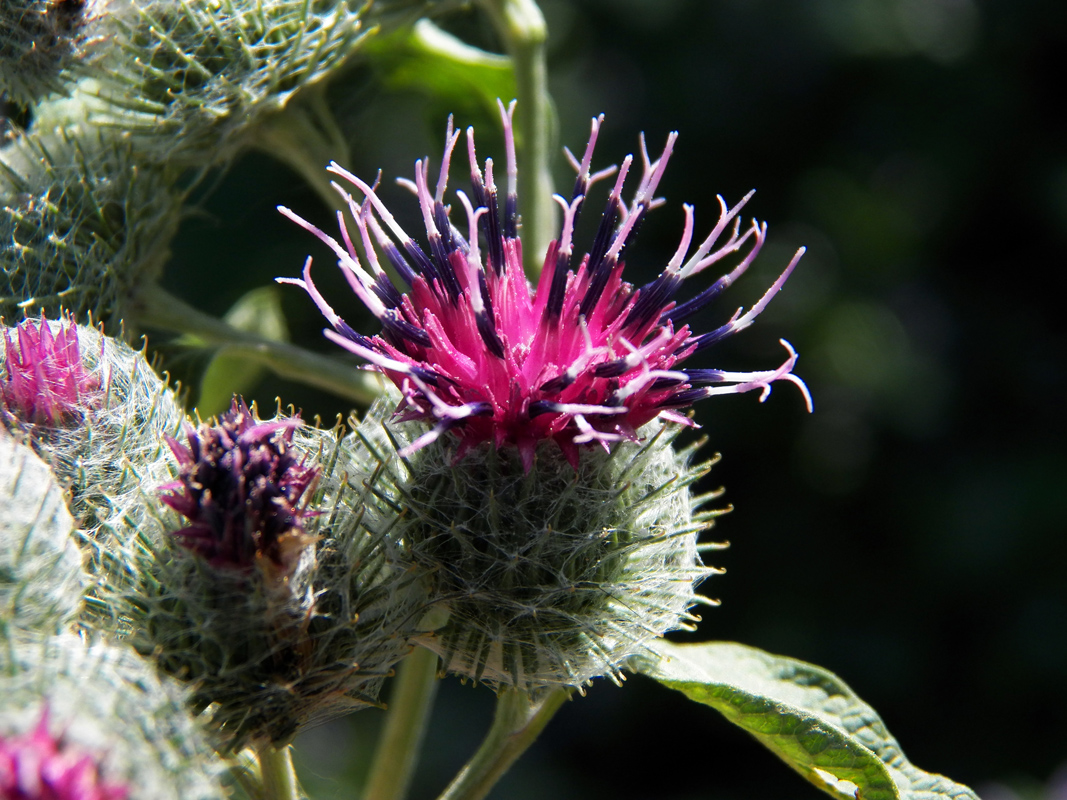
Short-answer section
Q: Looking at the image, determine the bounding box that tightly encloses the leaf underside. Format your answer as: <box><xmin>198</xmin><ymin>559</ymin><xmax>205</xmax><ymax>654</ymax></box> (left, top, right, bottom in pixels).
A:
<box><xmin>634</xmin><ymin>640</ymin><xmax>980</xmax><ymax>800</ymax></box>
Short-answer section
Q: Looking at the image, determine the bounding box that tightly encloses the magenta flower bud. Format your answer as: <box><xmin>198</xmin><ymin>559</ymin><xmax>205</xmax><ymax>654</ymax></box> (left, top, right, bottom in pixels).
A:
<box><xmin>87</xmin><ymin>408</ymin><xmax>423</xmax><ymax>752</ymax></box>
<box><xmin>159</xmin><ymin>398</ymin><xmax>319</xmax><ymax>578</ymax></box>
<box><xmin>0</xmin><ymin>707</ymin><xmax>129</xmax><ymax>800</ymax></box>
<box><xmin>0</xmin><ymin>315</ymin><xmax>99</xmax><ymax>427</ymax></box>
<box><xmin>0</xmin><ymin>317</ymin><xmax>187</xmax><ymax>540</ymax></box>
<box><xmin>279</xmin><ymin>101</ymin><xmax>812</xmax><ymax>471</ymax></box>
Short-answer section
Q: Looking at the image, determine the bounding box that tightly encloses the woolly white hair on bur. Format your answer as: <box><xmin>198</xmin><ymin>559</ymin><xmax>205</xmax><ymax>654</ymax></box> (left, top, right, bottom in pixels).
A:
<box><xmin>0</xmin><ymin>629</ymin><xmax>225</xmax><ymax>800</ymax></box>
<box><xmin>0</xmin><ymin>434</ymin><xmax>86</xmax><ymax>632</ymax></box>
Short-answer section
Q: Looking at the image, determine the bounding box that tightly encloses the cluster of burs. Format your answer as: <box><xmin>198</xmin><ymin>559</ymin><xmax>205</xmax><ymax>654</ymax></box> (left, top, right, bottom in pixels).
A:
<box><xmin>1</xmin><ymin>316</ymin><xmax>721</xmax><ymax>796</ymax></box>
<box><xmin>1</xmin><ymin>0</ymin><xmax>441</xmax><ymax>326</ymax></box>
<box><xmin>1</xmin><ymin>1</ymin><xmax>720</xmax><ymax>797</ymax></box>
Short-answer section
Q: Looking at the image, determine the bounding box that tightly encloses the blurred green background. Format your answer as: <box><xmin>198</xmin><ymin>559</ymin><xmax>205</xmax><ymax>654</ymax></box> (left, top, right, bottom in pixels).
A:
<box><xmin>160</xmin><ymin>0</ymin><xmax>1066</xmax><ymax>797</ymax></box>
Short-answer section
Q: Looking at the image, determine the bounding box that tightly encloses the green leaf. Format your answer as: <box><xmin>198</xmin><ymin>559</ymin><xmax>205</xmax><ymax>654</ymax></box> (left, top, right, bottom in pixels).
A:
<box><xmin>196</xmin><ymin>287</ymin><xmax>290</xmax><ymax>417</ymax></box>
<box><xmin>634</xmin><ymin>641</ymin><xmax>979</xmax><ymax>800</ymax></box>
<box><xmin>362</xmin><ymin>19</ymin><xmax>516</xmax><ymax>118</ymax></box>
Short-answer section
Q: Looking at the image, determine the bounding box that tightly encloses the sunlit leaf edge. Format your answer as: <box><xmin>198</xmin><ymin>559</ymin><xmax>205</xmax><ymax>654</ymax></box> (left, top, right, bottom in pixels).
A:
<box><xmin>634</xmin><ymin>640</ymin><xmax>980</xmax><ymax>800</ymax></box>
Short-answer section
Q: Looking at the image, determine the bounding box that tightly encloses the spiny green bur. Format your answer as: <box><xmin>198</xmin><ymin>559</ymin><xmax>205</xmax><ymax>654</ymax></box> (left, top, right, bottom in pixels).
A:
<box><xmin>0</xmin><ymin>0</ymin><xmax>104</xmax><ymax>106</ymax></box>
<box><xmin>360</xmin><ymin>414</ymin><xmax>724</xmax><ymax>692</ymax></box>
<box><xmin>0</xmin><ymin>130</ymin><xmax>181</xmax><ymax>326</ymax></box>
<box><xmin>88</xmin><ymin>419</ymin><xmax>425</xmax><ymax>754</ymax></box>
<box><xmin>0</xmin><ymin>628</ymin><xmax>225</xmax><ymax>800</ymax></box>
<box><xmin>91</xmin><ymin>0</ymin><xmax>372</xmax><ymax>164</ymax></box>
<box><xmin>0</xmin><ymin>321</ymin><xmax>187</xmax><ymax>535</ymax></box>
<box><xmin>0</xmin><ymin>434</ymin><xmax>86</xmax><ymax>632</ymax></box>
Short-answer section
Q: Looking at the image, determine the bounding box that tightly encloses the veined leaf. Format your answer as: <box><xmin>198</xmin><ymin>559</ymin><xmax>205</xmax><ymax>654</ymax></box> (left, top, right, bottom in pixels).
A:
<box><xmin>635</xmin><ymin>641</ymin><xmax>979</xmax><ymax>800</ymax></box>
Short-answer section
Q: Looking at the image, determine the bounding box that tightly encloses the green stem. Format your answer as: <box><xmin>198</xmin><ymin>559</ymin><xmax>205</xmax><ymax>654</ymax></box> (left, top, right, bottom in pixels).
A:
<box><xmin>363</xmin><ymin>646</ymin><xmax>441</xmax><ymax>800</ymax></box>
<box><xmin>227</xmin><ymin>751</ymin><xmax>266</xmax><ymax>800</ymax></box>
<box><xmin>252</xmin><ymin>88</ymin><xmax>352</xmax><ymax>213</ymax></box>
<box><xmin>476</xmin><ymin>0</ymin><xmax>555</xmax><ymax>279</ymax></box>
<box><xmin>129</xmin><ymin>284</ymin><xmax>378</xmax><ymax>406</ymax></box>
<box><xmin>255</xmin><ymin>742</ymin><xmax>300</xmax><ymax>800</ymax></box>
<box><xmin>436</xmin><ymin>687</ymin><xmax>569</xmax><ymax>800</ymax></box>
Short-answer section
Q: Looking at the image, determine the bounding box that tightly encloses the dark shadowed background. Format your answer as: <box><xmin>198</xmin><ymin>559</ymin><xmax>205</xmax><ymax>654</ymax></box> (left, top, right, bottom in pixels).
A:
<box><xmin>160</xmin><ymin>1</ymin><xmax>1067</xmax><ymax>797</ymax></box>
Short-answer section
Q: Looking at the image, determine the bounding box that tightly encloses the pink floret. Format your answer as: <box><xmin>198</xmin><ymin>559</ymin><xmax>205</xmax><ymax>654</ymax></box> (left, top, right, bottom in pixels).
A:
<box><xmin>1</xmin><ymin>317</ymin><xmax>99</xmax><ymax>426</ymax></box>
<box><xmin>279</xmin><ymin>102</ymin><xmax>812</xmax><ymax>470</ymax></box>
<box><xmin>0</xmin><ymin>708</ymin><xmax>129</xmax><ymax>800</ymax></box>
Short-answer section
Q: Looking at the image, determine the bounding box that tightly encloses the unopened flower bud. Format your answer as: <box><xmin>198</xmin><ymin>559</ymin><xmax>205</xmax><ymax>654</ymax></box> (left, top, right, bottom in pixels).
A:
<box><xmin>0</xmin><ymin>629</ymin><xmax>225</xmax><ymax>800</ymax></box>
<box><xmin>0</xmin><ymin>706</ymin><xmax>130</xmax><ymax>800</ymax></box>
<box><xmin>0</xmin><ymin>131</ymin><xmax>180</xmax><ymax>326</ymax></box>
<box><xmin>0</xmin><ymin>314</ymin><xmax>98</xmax><ymax>426</ymax></box>
<box><xmin>94</xmin><ymin>0</ymin><xmax>370</xmax><ymax>164</ymax></box>
<box><xmin>0</xmin><ymin>631</ymin><xmax>223</xmax><ymax>800</ymax></box>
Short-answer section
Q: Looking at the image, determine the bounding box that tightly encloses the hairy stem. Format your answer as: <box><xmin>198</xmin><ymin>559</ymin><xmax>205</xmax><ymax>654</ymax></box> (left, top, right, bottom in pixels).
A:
<box><xmin>363</xmin><ymin>646</ymin><xmax>441</xmax><ymax>800</ymax></box>
<box><xmin>255</xmin><ymin>743</ymin><xmax>300</xmax><ymax>800</ymax></box>
<box><xmin>476</xmin><ymin>0</ymin><xmax>555</xmax><ymax>279</ymax></box>
<box><xmin>436</xmin><ymin>687</ymin><xmax>569</xmax><ymax>800</ymax></box>
<box><xmin>129</xmin><ymin>284</ymin><xmax>378</xmax><ymax>405</ymax></box>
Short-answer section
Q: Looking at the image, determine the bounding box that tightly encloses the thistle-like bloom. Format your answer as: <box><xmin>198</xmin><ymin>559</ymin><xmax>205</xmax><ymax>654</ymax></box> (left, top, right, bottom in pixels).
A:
<box><xmin>0</xmin><ymin>707</ymin><xmax>129</xmax><ymax>800</ymax></box>
<box><xmin>280</xmin><ymin>101</ymin><xmax>811</xmax><ymax>469</ymax></box>
<box><xmin>159</xmin><ymin>399</ymin><xmax>319</xmax><ymax>576</ymax></box>
<box><xmin>0</xmin><ymin>316</ymin><xmax>99</xmax><ymax>426</ymax></box>
<box><xmin>106</xmin><ymin>418</ymin><xmax>422</xmax><ymax>752</ymax></box>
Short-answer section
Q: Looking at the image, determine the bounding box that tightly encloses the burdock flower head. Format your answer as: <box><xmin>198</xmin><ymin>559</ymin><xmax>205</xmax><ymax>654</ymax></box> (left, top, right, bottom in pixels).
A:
<box><xmin>279</xmin><ymin>100</ymin><xmax>811</xmax><ymax>471</ymax></box>
<box><xmin>0</xmin><ymin>317</ymin><xmax>187</xmax><ymax>544</ymax></box>
<box><xmin>0</xmin><ymin>315</ymin><xmax>99</xmax><ymax>427</ymax></box>
<box><xmin>87</xmin><ymin>403</ymin><xmax>425</xmax><ymax>752</ymax></box>
<box><xmin>281</xmin><ymin>103</ymin><xmax>810</xmax><ymax>691</ymax></box>
<box><xmin>159</xmin><ymin>398</ymin><xmax>319</xmax><ymax>578</ymax></box>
